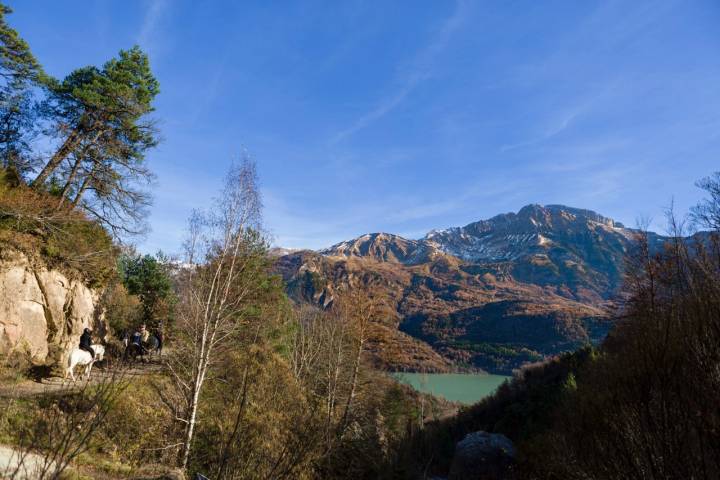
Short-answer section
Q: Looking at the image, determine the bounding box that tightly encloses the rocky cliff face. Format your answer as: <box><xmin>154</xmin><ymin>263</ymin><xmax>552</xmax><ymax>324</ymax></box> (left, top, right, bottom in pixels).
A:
<box><xmin>0</xmin><ymin>250</ymin><xmax>104</xmax><ymax>367</ymax></box>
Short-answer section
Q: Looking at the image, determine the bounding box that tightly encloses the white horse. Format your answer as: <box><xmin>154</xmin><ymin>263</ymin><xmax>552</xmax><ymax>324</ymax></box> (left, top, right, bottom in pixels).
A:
<box><xmin>65</xmin><ymin>344</ymin><xmax>105</xmax><ymax>381</ymax></box>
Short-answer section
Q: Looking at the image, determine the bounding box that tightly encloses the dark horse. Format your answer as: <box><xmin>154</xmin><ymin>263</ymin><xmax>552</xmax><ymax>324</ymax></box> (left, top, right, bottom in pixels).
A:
<box><xmin>123</xmin><ymin>334</ymin><xmax>161</xmax><ymax>363</ymax></box>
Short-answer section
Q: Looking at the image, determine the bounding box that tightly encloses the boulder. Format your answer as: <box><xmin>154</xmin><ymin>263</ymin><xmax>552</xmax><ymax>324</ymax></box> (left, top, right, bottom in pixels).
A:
<box><xmin>448</xmin><ymin>431</ymin><xmax>516</xmax><ymax>480</ymax></box>
<box><xmin>0</xmin><ymin>250</ymin><xmax>103</xmax><ymax>367</ymax></box>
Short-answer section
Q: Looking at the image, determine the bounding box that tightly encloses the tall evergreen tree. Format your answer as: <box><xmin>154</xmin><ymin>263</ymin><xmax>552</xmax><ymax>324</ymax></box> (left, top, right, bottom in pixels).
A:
<box><xmin>0</xmin><ymin>2</ymin><xmax>44</xmax><ymax>177</ymax></box>
<box><xmin>33</xmin><ymin>46</ymin><xmax>160</xmax><ymax>234</ymax></box>
<box><xmin>120</xmin><ymin>253</ymin><xmax>175</xmax><ymax>327</ymax></box>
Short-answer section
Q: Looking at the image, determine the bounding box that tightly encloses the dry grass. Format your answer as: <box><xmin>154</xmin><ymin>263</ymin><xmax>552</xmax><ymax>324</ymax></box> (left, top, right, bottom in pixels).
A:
<box><xmin>0</xmin><ymin>170</ymin><xmax>117</xmax><ymax>287</ymax></box>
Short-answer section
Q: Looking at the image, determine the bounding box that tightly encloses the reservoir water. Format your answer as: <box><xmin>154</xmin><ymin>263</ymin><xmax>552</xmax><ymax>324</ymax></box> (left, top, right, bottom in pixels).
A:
<box><xmin>394</xmin><ymin>372</ymin><xmax>511</xmax><ymax>405</ymax></box>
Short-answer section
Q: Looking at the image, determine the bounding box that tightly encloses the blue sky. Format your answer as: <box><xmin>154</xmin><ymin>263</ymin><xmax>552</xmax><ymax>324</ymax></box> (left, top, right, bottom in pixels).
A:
<box><xmin>12</xmin><ymin>1</ymin><xmax>720</xmax><ymax>253</ymax></box>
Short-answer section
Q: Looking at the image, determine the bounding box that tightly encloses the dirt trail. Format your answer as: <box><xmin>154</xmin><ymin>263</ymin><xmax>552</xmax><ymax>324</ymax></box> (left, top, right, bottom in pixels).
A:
<box><xmin>0</xmin><ymin>444</ymin><xmax>52</xmax><ymax>479</ymax></box>
<box><xmin>0</xmin><ymin>357</ymin><xmax>165</xmax><ymax>399</ymax></box>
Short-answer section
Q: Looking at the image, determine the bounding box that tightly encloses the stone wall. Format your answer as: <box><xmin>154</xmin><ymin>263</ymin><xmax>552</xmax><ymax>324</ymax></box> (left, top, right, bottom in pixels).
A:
<box><xmin>0</xmin><ymin>250</ymin><xmax>103</xmax><ymax>367</ymax></box>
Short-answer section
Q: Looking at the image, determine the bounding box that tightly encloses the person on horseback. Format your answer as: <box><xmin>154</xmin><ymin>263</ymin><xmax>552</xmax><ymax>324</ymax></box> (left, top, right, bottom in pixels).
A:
<box><xmin>131</xmin><ymin>328</ymin><xmax>143</xmax><ymax>351</ymax></box>
<box><xmin>130</xmin><ymin>325</ymin><xmax>147</xmax><ymax>355</ymax></box>
<box><xmin>79</xmin><ymin>328</ymin><xmax>95</xmax><ymax>360</ymax></box>
<box><xmin>140</xmin><ymin>324</ymin><xmax>150</xmax><ymax>345</ymax></box>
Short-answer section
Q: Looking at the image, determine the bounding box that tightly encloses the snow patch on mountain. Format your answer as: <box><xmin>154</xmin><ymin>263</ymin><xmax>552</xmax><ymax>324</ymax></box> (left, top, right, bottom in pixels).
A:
<box><xmin>317</xmin><ymin>204</ymin><xmax>647</xmax><ymax>266</ymax></box>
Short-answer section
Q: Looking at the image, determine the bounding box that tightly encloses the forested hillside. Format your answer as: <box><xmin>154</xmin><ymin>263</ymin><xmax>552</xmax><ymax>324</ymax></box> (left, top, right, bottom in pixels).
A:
<box><xmin>277</xmin><ymin>204</ymin><xmax>682</xmax><ymax>373</ymax></box>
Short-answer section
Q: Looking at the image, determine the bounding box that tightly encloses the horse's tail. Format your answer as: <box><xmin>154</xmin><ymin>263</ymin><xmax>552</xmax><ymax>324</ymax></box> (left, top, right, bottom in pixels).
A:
<box><xmin>64</xmin><ymin>352</ymin><xmax>73</xmax><ymax>378</ymax></box>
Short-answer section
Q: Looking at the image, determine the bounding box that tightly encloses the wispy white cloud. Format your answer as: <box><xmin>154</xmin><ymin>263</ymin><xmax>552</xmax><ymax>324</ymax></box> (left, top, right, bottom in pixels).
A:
<box><xmin>186</xmin><ymin>63</ymin><xmax>227</xmax><ymax>126</ymax></box>
<box><xmin>263</xmin><ymin>169</ymin><xmax>539</xmax><ymax>249</ymax></box>
<box><xmin>383</xmin><ymin>174</ymin><xmax>531</xmax><ymax>226</ymax></box>
<box><xmin>500</xmin><ymin>85</ymin><xmax>619</xmax><ymax>153</ymax></box>
<box><xmin>329</xmin><ymin>0</ymin><xmax>469</xmax><ymax>144</ymax></box>
<box><xmin>137</xmin><ymin>0</ymin><xmax>168</xmax><ymax>52</ymax></box>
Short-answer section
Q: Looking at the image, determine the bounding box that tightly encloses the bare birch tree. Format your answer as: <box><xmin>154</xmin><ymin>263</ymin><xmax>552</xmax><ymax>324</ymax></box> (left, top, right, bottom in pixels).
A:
<box><xmin>289</xmin><ymin>287</ymin><xmax>390</xmax><ymax>458</ymax></box>
<box><xmin>166</xmin><ymin>158</ymin><xmax>264</xmax><ymax>470</ymax></box>
<box><xmin>334</xmin><ymin>288</ymin><xmax>380</xmax><ymax>440</ymax></box>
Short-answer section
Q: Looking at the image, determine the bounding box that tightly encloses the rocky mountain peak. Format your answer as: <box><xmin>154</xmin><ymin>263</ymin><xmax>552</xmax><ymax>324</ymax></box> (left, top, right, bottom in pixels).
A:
<box><xmin>421</xmin><ymin>204</ymin><xmax>631</xmax><ymax>265</ymax></box>
<box><xmin>467</xmin><ymin>204</ymin><xmax>624</xmax><ymax>235</ymax></box>
<box><xmin>319</xmin><ymin>232</ymin><xmax>441</xmax><ymax>264</ymax></box>
<box><xmin>320</xmin><ymin>204</ymin><xmax>632</xmax><ymax>267</ymax></box>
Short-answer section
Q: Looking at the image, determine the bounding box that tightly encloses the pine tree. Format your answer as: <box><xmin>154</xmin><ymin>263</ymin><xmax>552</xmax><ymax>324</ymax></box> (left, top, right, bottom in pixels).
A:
<box><xmin>120</xmin><ymin>253</ymin><xmax>175</xmax><ymax>327</ymax></box>
<box><xmin>0</xmin><ymin>2</ymin><xmax>44</xmax><ymax>176</ymax></box>
<box><xmin>33</xmin><ymin>46</ymin><xmax>160</xmax><ymax>234</ymax></box>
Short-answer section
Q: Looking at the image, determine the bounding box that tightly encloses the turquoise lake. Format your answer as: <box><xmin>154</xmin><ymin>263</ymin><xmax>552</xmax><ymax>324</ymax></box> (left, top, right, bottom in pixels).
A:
<box><xmin>393</xmin><ymin>373</ymin><xmax>511</xmax><ymax>405</ymax></box>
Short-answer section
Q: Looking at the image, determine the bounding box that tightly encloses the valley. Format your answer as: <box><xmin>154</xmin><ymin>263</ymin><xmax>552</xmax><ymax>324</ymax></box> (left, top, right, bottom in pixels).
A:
<box><xmin>276</xmin><ymin>204</ymin><xmax>660</xmax><ymax>374</ymax></box>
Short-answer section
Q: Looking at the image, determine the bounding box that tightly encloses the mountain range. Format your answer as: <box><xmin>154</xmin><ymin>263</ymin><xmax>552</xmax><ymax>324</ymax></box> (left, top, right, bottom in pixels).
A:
<box><xmin>274</xmin><ymin>204</ymin><xmax>672</xmax><ymax>374</ymax></box>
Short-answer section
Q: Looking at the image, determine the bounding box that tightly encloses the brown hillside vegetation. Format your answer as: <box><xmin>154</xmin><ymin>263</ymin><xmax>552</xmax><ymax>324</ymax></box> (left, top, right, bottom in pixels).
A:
<box><xmin>0</xmin><ymin>168</ymin><xmax>117</xmax><ymax>287</ymax></box>
<box><xmin>276</xmin><ymin>246</ymin><xmax>611</xmax><ymax>374</ymax></box>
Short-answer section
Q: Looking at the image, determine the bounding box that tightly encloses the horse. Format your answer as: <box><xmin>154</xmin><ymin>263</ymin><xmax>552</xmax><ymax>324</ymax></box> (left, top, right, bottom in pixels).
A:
<box><xmin>147</xmin><ymin>333</ymin><xmax>161</xmax><ymax>356</ymax></box>
<box><xmin>123</xmin><ymin>334</ymin><xmax>160</xmax><ymax>363</ymax></box>
<box><xmin>65</xmin><ymin>344</ymin><xmax>105</xmax><ymax>381</ymax></box>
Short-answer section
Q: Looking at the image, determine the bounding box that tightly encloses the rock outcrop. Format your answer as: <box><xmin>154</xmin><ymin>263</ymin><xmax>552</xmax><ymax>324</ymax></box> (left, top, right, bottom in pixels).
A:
<box><xmin>448</xmin><ymin>431</ymin><xmax>516</xmax><ymax>480</ymax></box>
<box><xmin>0</xmin><ymin>250</ymin><xmax>103</xmax><ymax>367</ymax></box>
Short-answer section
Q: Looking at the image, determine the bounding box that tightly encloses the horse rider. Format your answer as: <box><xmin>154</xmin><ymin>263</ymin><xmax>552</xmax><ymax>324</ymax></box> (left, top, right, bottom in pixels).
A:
<box><xmin>140</xmin><ymin>324</ymin><xmax>150</xmax><ymax>345</ymax></box>
<box><xmin>79</xmin><ymin>327</ymin><xmax>95</xmax><ymax>360</ymax></box>
<box><xmin>131</xmin><ymin>328</ymin><xmax>146</xmax><ymax>354</ymax></box>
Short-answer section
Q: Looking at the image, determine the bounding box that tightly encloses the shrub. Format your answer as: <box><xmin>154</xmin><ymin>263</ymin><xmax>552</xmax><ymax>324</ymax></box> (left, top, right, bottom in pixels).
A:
<box><xmin>100</xmin><ymin>282</ymin><xmax>142</xmax><ymax>334</ymax></box>
<box><xmin>0</xmin><ymin>168</ymin><xmax>118</xmax><ymax>286</ymax></box>
<box><xmin>97</xmin><ymin>377</ymin><xmax>176</xmax><ymax>466</ymax></box>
